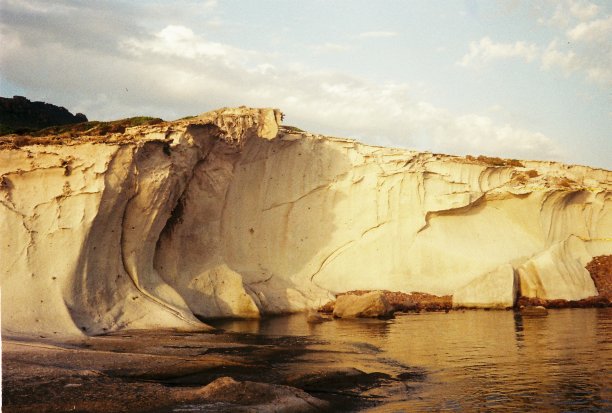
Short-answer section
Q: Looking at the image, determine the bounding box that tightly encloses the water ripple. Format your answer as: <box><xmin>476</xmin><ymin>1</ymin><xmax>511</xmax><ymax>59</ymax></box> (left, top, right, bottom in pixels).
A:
<box><xmin>211</xmin><ymin>308</ymin><xmax>612</xmax><ymax>412</ymax></box>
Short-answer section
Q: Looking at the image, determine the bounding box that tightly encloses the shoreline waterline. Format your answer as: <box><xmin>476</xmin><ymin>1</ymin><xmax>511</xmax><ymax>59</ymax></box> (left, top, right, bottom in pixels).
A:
<box><xmin>3</xmin><ymin>308</ymin><xmax>611</xmax><ymax>412</ymax></box>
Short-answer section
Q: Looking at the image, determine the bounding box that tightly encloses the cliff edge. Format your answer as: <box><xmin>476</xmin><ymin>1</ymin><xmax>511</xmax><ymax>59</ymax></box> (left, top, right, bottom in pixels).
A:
<box><xmin>1</xmin><ymin>107</ymin><xmax>610</xmax><ymax>337</ymax></box>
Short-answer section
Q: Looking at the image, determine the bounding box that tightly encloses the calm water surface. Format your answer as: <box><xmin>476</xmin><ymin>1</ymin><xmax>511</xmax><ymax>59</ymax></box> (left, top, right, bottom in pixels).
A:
<box><xmin>211</xmin><ymin>309</ymin><xmax>612</xmax><ymax>412</ymax></box>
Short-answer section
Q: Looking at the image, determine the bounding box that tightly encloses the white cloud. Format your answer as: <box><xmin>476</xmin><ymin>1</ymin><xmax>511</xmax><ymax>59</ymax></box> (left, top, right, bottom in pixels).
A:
<box><xmin>120</xmin><ymin>25</ymin><xmax>241</xmax><ymax>61</ymax></box>
<box><xmin>541</xmin><ymin>37</ymin><xmax>612</xmax><ymax>86</ymax></box>
<box><xmin>0</xmin><ymin>20</ymin><xmax>563</xmax><ymax>163</ymax></box>
<box><xmin>541</xmin><ymin>41</ymin><xmax>579</xmax><ymax>74</ymax></box>
<box><xmin>206</xmin><ymin>16</ymin><xmax>224</xmax><ymax>28</ymax></box>
<box><xmin>203</xmin><ymin>0</ymin><xmax>218</xmax><ymax>9</ymax></box>
<box><xmin>250</xmin><ymin>75</ymin><xmax>561</xmax><ymax>161</ymax></box>
<box><xmin>569</xmin><ymin>0</ymin><xmax>600</xmax><ymax>21</ymax></box>
<box><xmin>585</xmin><ymin>66</ymin><xmax>612</xmax><ymax>85</ymax></box>
<box><xmin>539</xmin><ymin>0</ymin><xmax>600</xmax><ymax>27</ymax></box>
<box><xmin>1</xmin><ymin>0</ymin><xmax>570</xmax><ymax>164</ymax></box>
<box><xmin>358</xmin><ymin>31</ymin><xmax>398</xmax><ymax>38</ymax></box>
<box><xmin>567</xmin><ymin>15</ymin><xmax>612</xmax><ymax>42</ymax></box>
<box><xmin>549</xmin><ymin>52</ymin><xmax>612</xmax><ymax>85</ymax></box>
<box><xmin>461</xmin><ymin>5</ymin><xmax>612</xmax><ymax>87</ymax></box>
<box><xmin>442</xmin><ymin>114</ymin><xmax>556</xmax><ymax>158</ymax></box>
<box><xmin>458</xmin><ymin>37</ymin><xmax>539</xmax><ymax>68</ymax></box>
<box><xmin>532</xmin><ymin>2</ymin><xmax>612</xmax><ymax>86</ymax></box>
<box><xmin>309</xmin><ymin>42</ymin><xmax>349</xmax><ymax>53</ymax></box>
<box><xmin>3</xmin><ymin>0</ymin><xmax>76</xmax><ymax>14</ymax></box>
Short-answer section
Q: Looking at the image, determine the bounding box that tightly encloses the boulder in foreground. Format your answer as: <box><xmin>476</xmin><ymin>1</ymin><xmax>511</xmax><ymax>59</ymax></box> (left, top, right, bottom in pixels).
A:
<box><xmin>196</xmin><ymin>376</ymin><xmax>328</xmax><ymax>412</ymax></box>
<box><xmin>333</xmin><ymin>291</ymin><xmax>394</xmax><ymax>318</ymax></box>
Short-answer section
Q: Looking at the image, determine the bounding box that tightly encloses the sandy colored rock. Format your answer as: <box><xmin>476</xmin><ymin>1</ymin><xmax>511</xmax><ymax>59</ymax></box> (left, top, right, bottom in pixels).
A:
<box><xmin>320</xmin><ymin>290</ymin><xmax>452</xmax><ymax>313</ymax></box>
<box><xmin>0</xmin><ymin>107</ymin><xmax>282</xmax><ymax>336</ymax></box>
<box><xmin>520</xmin><ymin>305</ymin><xmax>549</xmax><ymax>316</ymax></box>
<box><xmin>1</xmin><ymin>106</ymin><xmax>611</xmax><ymax>336</ymax></box>
<box><xmin>196</xmin><ymin>376</ymin><xmax>328</xmax><ymax>412</ymax></box>
<box><xmin>518</xmin><ymin>236</ymin><xmax>598</xmax><ymax>301</ymax></box>
<box><xmin>453</xmin><ymin>264</ymin><xmax>517</xmax><ymax>308</ymax></box>
<box><xmin>333</xmin><ymin>291</ymin><xmax>394</xmax><ymax>318</ymax></box>
<box><xmin>306</xmin><ymin>310</ymin><xmax>329</xmax><ymax>324</ymax></box>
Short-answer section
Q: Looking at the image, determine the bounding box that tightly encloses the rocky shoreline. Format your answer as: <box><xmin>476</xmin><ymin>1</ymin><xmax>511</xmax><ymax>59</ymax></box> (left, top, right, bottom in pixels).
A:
<box><xmin>4</xmin><ymin>252</ymin><xmax>611</xmax><ymax>412</ymax></box>
<box><xmin>5</xmin><ymin>302</ymin><xmax>611</xmax><ymax>412</ymax></box>
<box><xmin>318</xmin><ymin>256</ymin><xmax>611</xmax><ymax>318</ymax></box>
<box><xmin>2</xmin><ymin>327</ymin><xmax>425</xmax><ymax>413</ymax></box>
<box><xmin>319</xmin><ymin>290</ymin><xmax>453</xmax><ymax>315</ymax></box>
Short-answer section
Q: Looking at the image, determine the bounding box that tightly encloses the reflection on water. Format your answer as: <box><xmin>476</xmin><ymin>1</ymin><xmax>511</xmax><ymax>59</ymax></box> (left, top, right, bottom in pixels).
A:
<box><xmin>211</xmin><ymin>309</ymin><xmax>612</xmax><ymax>412</ymax></box>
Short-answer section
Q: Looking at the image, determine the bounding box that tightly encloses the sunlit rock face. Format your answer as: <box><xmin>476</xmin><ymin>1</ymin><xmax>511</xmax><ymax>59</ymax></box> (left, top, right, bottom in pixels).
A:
<box><xmin>452</xmin><ymin>264</ymin><xmax>517</xmax><ymax>308</ymax></box>
<box><xmin>1</xmin><ymin>107</ymin><xmax>610</xmax><ymax>336</ymax></box>
<box><xmin>332</xmin><ymin>291</ymin><xmax>394</xmax><ymax>318</ymax></box>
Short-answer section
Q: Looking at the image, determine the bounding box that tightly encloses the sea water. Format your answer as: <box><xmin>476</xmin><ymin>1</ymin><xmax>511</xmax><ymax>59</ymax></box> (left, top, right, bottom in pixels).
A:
<box><xmin>211</xmin><ymin>308</ymin><xmax>612</xmax><ymax>412</ymax></box>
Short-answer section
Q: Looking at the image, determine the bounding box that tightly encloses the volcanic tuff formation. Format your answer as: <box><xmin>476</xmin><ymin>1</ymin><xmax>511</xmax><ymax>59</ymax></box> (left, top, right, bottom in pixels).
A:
<box><xmin>1</xmin><ymin>107</ymin><xmax>610</xmax><ymax>336</ymax></box>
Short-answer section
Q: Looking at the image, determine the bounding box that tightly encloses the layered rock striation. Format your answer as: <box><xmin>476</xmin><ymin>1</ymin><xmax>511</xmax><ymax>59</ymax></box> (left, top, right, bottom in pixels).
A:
<box><xmin>1</xmin><ymin>107</ymin><xmax>610</xmax><ymax>336</ymax></box>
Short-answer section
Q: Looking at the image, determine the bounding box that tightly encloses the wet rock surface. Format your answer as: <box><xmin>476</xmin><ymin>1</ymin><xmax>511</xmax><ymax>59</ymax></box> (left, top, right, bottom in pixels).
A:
<box><xmin>2</xmin><ymin>328</ymin><xmax>424</xmax><ymax>412</ymax></box>
<box><xmin>193</xmin><ymin>376</ymin><xmax>328</xmax><ymax>412</ymax></box>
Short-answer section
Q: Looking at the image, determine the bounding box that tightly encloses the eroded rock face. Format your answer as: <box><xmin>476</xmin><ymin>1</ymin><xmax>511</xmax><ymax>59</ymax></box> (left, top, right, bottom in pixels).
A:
<box><xmin>1</xmin><ymin>106</ymin><xmax>610</xmax><ymax>336</ymax></box>
<box><xmin>518</xmin><ymin>236</ymin><xmax>598</xmax><ymax>300</ymax></box>
<box><xmin>453</xmin><ymin>264</ymin><xmax>517</xmax><ymax>308</ymax></box>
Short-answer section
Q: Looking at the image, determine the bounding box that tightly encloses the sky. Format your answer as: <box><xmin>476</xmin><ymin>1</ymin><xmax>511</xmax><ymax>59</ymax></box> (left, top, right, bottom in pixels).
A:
<box><xmin>0</xmin><ymin>0</ymin><xmax>610</xmax><ymax>169</ymax></box>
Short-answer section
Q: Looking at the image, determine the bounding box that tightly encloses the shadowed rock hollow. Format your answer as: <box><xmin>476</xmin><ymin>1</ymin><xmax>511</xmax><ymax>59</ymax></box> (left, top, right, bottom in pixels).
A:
<box><xmin>1</xmin><ymin>107</ymin><xmax>610</xmax><ymax>337</ymax></box>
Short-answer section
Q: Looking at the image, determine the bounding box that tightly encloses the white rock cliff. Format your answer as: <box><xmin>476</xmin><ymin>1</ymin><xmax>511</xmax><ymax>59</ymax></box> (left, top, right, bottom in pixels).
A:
<box><xmin>1</xmin><ymin>107</ymin><xmax>610</xmax><ymax>336</ymax></box>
